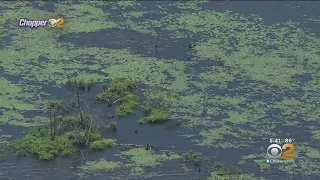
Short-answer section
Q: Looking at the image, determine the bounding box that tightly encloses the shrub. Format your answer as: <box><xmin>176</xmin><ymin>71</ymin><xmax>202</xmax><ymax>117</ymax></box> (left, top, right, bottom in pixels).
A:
<box><xmin>57</xmin><ymin>116</ymin><xmax>79</xmax><ymax>133</ymax></box>
<box><xmin>145</xmin><ymin>107</ymin><xmax>171</xmax><ymax>124</ymax></box>
<box><xmin>65</xmin><ymin>131</ymin><xmax>94</xmax><ymax>146</ymax></box>
<box><xmin>109</xmin><ymin>122</ymin><xmax>117</xmax><ymax>131</ymax></box>
<box><xmin>115</xmin><ymin>94</ymin><xmax>139</xmax><ymax>116</ymax></box>
<box><xmin>89</xmin><ymin>131</ymin><xmax>102</xmax><ymax>142</ymax></box>
<box><xmin>87</xmin><ymin>78</ymin><xmax>94</xmax><ymax>91</ymax></box>
<box><xmin>10</xmin><ymin>129</ymin><xmax>73</xmax><ymax>160</ymax></box>
<box><xmin>138</xmin><ymin>118</ymin><xmax>144</xmax><ymax>124</ymax></box>
<box><xmin>182</xmin><ymin>150</ymin><xmax>201</xmax><ymax>164</ymax></box>
<box><xmin>97</xmin><ymin>77</ymin><xmax>139</xmax><ymax>116</ymax></box>
<box><xmin>97</xmin><ymin>77</ymin><xmax>136</xmax><ymax>103</ymax></box>
<box><xmin>53</xmin><ymin>135</ymin><xmax>74</xmax><ymax>156</ymax></box>
<box><xmin>90</xmin><ymin>139</ymin><xmax>116</xmax><ymax>150</ymax></box>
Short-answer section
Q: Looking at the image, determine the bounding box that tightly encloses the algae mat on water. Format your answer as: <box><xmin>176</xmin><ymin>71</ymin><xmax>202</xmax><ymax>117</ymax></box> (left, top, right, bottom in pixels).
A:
<box><xmin>0</xmin><ymin>1</ymin><xmax>319</xmax><ymax>179</ymax></box>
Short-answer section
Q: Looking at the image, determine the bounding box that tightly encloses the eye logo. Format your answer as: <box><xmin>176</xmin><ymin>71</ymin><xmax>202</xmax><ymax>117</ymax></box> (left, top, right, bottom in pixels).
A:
<box><xmin>267</xmin><ymin>144</ymin><xmax>295</xmax><ymax>159</ymax></box>
<box><xmin>267</xmin><ymin>144</ymin><xmax>282</xmax><ymax>159</ymax></box>
<box><xmin>48</xmin><ymin>18</ymin><xmax>64</xmax><ymax>28</ymax></box>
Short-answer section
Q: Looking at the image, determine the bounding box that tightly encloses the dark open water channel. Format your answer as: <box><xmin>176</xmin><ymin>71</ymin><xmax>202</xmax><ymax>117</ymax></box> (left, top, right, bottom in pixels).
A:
<box><xmin>0</xmin><ymin>1</ymin><xmax>319</xmax><ymax>180</ymax></box>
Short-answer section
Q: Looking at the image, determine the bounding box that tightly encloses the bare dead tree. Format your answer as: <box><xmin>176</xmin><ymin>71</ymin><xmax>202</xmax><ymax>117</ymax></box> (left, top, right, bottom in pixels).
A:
<box><xmin>83</xmin><ymin>103</ymin><xmax>95</xmax><ymax>146</ymax></box>
<box><xmin>74</xmin><ymin>76</ymin><xmax>84</xmax><ymax>125</ymax></box>
<box><xmin>155</xmin><ymin>34</ymin><xmax>159</xmax><ymax>54</ymax></box>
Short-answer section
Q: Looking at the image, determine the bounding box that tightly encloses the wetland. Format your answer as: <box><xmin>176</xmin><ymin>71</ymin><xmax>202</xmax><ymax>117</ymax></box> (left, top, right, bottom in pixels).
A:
<box><xmin>0</xmin><ymin>1</ymin><xmax>320</xmax><ymax>180</ymax></box>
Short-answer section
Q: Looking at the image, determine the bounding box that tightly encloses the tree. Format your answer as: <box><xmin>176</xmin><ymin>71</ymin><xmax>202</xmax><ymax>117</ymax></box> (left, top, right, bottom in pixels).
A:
<box><xmin>46</xmin><ymin>100</ymin><xmax>67</xmax><ymax>141</ymax></box>
<box><xmin>66</xmin><ymin>75</ymin><xmax>90</xmax><ymax>127</ymax></box>
<box><xmin>74</xmin><ymin>76</ymin><xmax>84</xmax><ymax>126</ymax></box>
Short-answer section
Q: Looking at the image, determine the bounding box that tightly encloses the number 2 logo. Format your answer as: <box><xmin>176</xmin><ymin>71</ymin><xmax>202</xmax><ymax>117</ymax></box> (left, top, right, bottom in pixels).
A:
<box><xmin>282</xmin><ymin>144</ymin><xmax>294</xmax><ymax>159</ymax></box>
<box><xmin>56</xmin><ymin>18</ymin><xmax>64</xmax><ymax>28</ymax></box>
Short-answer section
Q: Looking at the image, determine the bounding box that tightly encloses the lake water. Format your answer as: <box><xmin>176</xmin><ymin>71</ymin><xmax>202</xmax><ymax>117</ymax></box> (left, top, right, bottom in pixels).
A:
<box><xmin>0</xmin><ymin>1</ymin><xmax>319</xmax><ymax>180</ymax></box>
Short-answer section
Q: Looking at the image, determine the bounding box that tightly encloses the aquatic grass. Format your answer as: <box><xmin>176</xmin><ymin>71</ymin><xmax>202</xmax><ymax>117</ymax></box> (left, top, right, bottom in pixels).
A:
<box><xmin>96</xmin><ymin>77</ymin><xmax>137</xmax><ymax>102</ymax></box>
<box><xmin>175</xmin><ymin>1</ymin><xmax>206</xmax><ymax>10</ymax></box>
<box><xmin>208</xmin><ymin>172</ymin><xmax>262</xmax><ymax>180</ymax></box>
<box><xmin>226</xmin><ymin>55</ymin><xmax>303</xmax><ymax>88</ymax></box>
<box><xmin>120</xmin><ymin>148</ymin><xmax>161</xmax><ymax>167</ymax></box>
<box><xmin>119</xmin><ymin>148</ymin><xmax>179</xmax><ymax>167</ymax></box>
<box><xmin>204</xmin><ymin>156</ymin><xmax>263</xmax><ymax>180</ymax></box>
<box><xmin>0</xmin><ymin>110</ymin><xmax>49</xmax><ymax>127</ymax></box>
<box><xmin>96</xmin><ymin>77</ymin><xmax>139</xmax><ymax>116</ymax></box>
<box><xmin>8</xmin><ymin>115</ymin><xmax>49</xmax><ymax>127</ymax></box>
<box><xmin>311</xmin><ymin>130</ymin><xmax>320</xmax><ymax>141</ymax></box>
<box><xmin>115</xmin><ymin>94</ymin><xmax>139</xmax><ymax>116</ymax></box>
<box><xmin>115</xmin><ymin>6</ymin><xmax>320</xmax><ymax>177</ymax></box>
<box><xmin>198</xmin><ymin>126</ymin><xmax>229</xmax><ymax>146</ymax></box>
<box><xmin>117</xmin><ymin>1</ymin><xmax>140</xmax><ymax>8</ymax></box>
<box><xmin>90</xmin><ymin>139</ymin><xmax>116</xmax><ymax>151</ymax></box>
<box><xmin>77</xmin><ymin>159</ymin><xmax>120</xmax><ymax>177</ymax></box>
<box><xmin>138</xmin><ymin>118</ymin><xmax>144</xmax><ymax>124</ymax></box>
<box><xmin>224</xmin><ymin>111</ymin><xmax>250</xmax><ymax>125</ymax></box>
<box><xmin>55</xmin><ymin>3</ymin><xmax>119</xmax><ymax>33</ymax></box>
<box><xmin>123</xmin><ymin>11</ymin><xmax>145</xmax><ymax>18</ymax></box>
<box><xmin>0</xmin><ymin>111</ymin><xmax>24</xmax><ymax>125</ymax></box>
<box><xmin>0</xmin><ymin>22</ymin><xmax>187</xmax><ymax>126</ymax></box>
<box><xmin>200</xmin><ymin>66</ymin><xmax>237</xmax><ymax>88</ymax></box>
<box><xmin>1</xmin><ymin>1</ymin><xmax>320</xmax><ymax>178</ymax></box>
<box><xmin>306</xmin><ymin>149</ymin><xmax>320</xmax><ymax>159</ymax></box>
<box><xmin>0</xmin><ymin>78</ymin><xmax>37</xmax><ymax>110</ymax></box>
<box><xmin>164</xmin><ymin>64</ymin><xmax>189</xmax><ymax>92</ymax></box>
<box><xmin>146</xmin><ymin>108</ymin><xmax>171</xmax><ymax>124</ymax></box>
<box><xmin>142</xmin><ymin>101</ymin><xmax>171</xmax><ymax>124</ymax></box>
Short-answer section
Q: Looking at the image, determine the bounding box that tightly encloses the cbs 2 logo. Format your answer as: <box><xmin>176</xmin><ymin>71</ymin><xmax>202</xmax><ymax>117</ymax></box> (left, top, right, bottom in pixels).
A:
<box><xmin>48</xmin><ymin>18</ymin><xmax>64</xmax><ymax>28</ymax></box>
<box><xmin>267</xmin><ymin>144</ymin><xmax>294</xmax><ymax>159</ymax></box>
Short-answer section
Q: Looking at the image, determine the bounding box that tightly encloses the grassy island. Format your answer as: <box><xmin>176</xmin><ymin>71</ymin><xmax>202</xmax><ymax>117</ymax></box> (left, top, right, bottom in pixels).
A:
<box><xmin>7</xmin><ymin>77</ymin><xmax>171</xmax><ymax>160</ymax></box>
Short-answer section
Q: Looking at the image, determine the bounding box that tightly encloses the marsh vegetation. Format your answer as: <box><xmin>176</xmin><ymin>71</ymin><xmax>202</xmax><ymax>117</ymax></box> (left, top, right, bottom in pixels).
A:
<box><xmin>7</xmin><ymin>77</ymin><xmax>136</xmax><ymax>160</ymax></box>
<box><xmin>1</xmin><ymin>1</ymin><xmax>319</xmax><ymax>180</ymax></box>
<box><xmin>6</xmin><ymin>76</ymin><xmax>173</xmax><ymax>160</ymax></box>
<box><xmin>96</xmin><ymin>77</ymin><xmax>139</xmax><ymax>116</ymax></box>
